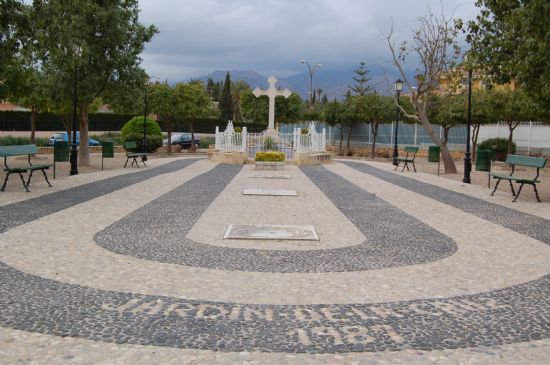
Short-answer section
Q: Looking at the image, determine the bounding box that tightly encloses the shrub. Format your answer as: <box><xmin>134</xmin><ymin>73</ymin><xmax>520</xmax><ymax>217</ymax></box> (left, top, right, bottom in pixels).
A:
<box><xmin>264</xmin><ymin>136</ymin><xmax>275</xmax><ymax>150</ymax></box>
<box><xmin>120</xmin><ymin>116</ymin><xmax>162</xmax><ymax>152</ymax></box>
<box><xmin>199</xmin><ymin>136</ymin><xmax>214</xmax><ymax>148</ymax></box>
<box><xmin>255</xmin><ymin>151</ymin><xmax>285</xmax><ymax>162</ymax></box>
<box><xmin>0</xmin><ymin>136</ymin><xmax>49</xmax><ymax>147</ymax></box>
<box><xmin>478</xmin><ymin>138</ymin><xmax>516</xmax><ymax>161</ymax></box>
<box><xmin>234</xmin><ymin>127</ymin><xmax>242</xmax><ymax>133</ymax></box>
<box><xmin>301</xmin><ymin>128</ymin><xmax>309</xmax><ymax>135</ymax></box>
<box><xmin>90</xmin><ymin>132</ymin><xmax>123</xmax><ymax>146</ymax></box>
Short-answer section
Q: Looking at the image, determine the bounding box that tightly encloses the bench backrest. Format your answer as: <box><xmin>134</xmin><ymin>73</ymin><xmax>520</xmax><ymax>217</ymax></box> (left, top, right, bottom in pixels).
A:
<box><xmin>404</xmin><ymin>146</ymin><xmax>419</xmax><ymax>154</ymax></box>
<box><xmin>123</xmin><ymin>141</ymin><xmax>137</xmax><ymax>150</ymax></box>
<box><xmin>0</xmin><ymin>144</ymin><xmax>39</xmax><ymax>157</ymax></box>
<box><xmin>505</xmin><ymin>154</ymin><xmax>547</xmax><ymax>168</ymax></box>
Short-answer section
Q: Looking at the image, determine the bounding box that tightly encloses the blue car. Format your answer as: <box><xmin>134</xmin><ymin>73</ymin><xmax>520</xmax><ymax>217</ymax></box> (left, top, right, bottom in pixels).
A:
<box><xmin>48</xmin><ymin>132</ymin><xmax>100</xmax><ymax>147</ymax></box>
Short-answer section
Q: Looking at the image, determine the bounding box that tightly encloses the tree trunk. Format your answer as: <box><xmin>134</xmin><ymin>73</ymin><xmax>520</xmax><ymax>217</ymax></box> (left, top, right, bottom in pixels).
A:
<box><xmin>442</xmin><ymin>126</ymin><xmax>451</xmax><ymax>148</ymax></box>
<box><xmin>507</xmin><ymin>121</ymin><xmax>518</xmax><ymax>155</ymax></box>
<box><xmin>418</xmin><ymin>112</ymin><xmax>457</xmax><ymax>173</ymax></box>
<box><xmin>338</xmin><ymin>124</ymin><xmax>344</xmax><ymax>154</ymax></box>
<box><xmin>371</xmin><ymin>122</ymin><xmax>379</xmax><ymax>159</ymax></box>
<box><xmin>346</xmin><ymin>124</ymin><xmax>353</xmax><ymax>153</ymax></box>
<box><xmin>167</xmin><ymin>117</ymin><xmax>172</xmax><ymax>155</ymax></box>
<box><xmin>79</xmin><ymin>103</ymin><xmax>91</xmax><ymax>166</ymax></box>
<box><xmin>30</xmin><ymin>106</ymin><xmax>37</xmax><ymax>145</ymax></box>
<box><xmin>472</xmin><ymin>124</ymin><xmax>480</xmax><ymax>161</ymax></box>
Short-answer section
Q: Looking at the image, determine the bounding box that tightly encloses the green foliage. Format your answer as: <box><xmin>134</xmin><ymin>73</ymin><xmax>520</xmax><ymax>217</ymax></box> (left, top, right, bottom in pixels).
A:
<box><xmin>321</xmin><ymin>100</ymin><xmax>346</xmax><ymax>126</ymax></box>
<box><xmin>120</xmin><ymin>116</ymin><xmax>162</xmax><ymax>139</ymax></box>
<box><xmin>264</xmin><ymin>136</ymin><xmax>275</xmax><ymax>150</ymax></box>
<box><xmin>90</xmin><ymin>132</ymin><xmax>123</xmax><ymax>146</ymax></box>
<box><xmin>301</xmin><ymin>128</ymin><xmax>309</xmax><ymax>135</ymax></box>
<box><xmin>348</xmin><ymin>62</ymin><xmax>372</xmax><ymax>96</ymax></box>
<box><xmin>199</xmin><ymin>136</ymin><xmax>214</xmax><ymax>148</ymax></box>
<box><xmin>478</xmin><ymin>138</ymin><xmax>516</xmax><ymax>161</ymax></box>
<box><xmin>122</xmin><ymin>133</ymin><xmax>162</xmax><ymax>153</ymax></box>
<box><xmin>255</xmin><ymin>151</ymin><xmax>285</xmax><ymax>162</ymax></box>
<box><xmin>241</xmin><ymin>90</ymin><xmax>304</xmax><ymax>124</ymax></box>
<box><xmin>219</xmin><ymin>72</ymin><xmax>233</xmax><ymax>122</ymax></box>
<box><xmin>0</xmin><ymin>136</ymin><xmax>49</xmax><ymax>147</ymax></box>
<box><xmin>466</xmin><ymin>0</ymin><xmax>550</xmax><ymax>107</ymax></box>
<box><xmin>234</xmin><ymin>127</ymin><xmax>242</xmax><ymax>133</ymax></box>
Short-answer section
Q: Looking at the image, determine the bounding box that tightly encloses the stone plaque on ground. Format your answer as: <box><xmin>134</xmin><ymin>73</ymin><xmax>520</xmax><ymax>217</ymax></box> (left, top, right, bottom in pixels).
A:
<box><xmin>243</xmin><ymin>189</ymin><xmax>298</xmax><ymax>196</ymax></box>
<box><xmin>224</xmin><ymin>224</ymin><xmax>319</xmax><ymax>241</ymax></box>
<box><xmin>250</xmin><ymin>174</ymin><xmax>290</xmax><ymax>179</ymax></box>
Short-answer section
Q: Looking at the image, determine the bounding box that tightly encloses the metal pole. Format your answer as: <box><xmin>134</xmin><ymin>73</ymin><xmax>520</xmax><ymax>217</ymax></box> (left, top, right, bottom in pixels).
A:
<box><xmin>392</xmin><ymin>91</ymin><xmax>400</xmax><ymax>165</ymax></box>
<box><xmin>69</xmin><ymin>65</ymin><xmax>79</xmax><ymax>176</ymax></box>
<box><xmin>143</xmin><ymin>82</ymin><xmax>148</xmax><ymax>158</ymax></box>
<box><xmin>463</xmin><ymin>69</ymin><xmax>472</xmax><ymax>184</ymax></box>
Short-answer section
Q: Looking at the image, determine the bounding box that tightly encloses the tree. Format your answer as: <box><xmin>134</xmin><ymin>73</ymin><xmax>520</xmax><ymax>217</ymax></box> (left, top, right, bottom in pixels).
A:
<box><xmin>218</xmin><ymin>72</ymin><xmax>233</xmax><ymax>122</ymax></box>
<box><xmin>466</xmin><ymin>0</ymin><xmax>550</xmax><ymax>106</ymax></box>
<box><xmin>387</xmin><ymin>9</ymin><xmax>462</xmax><ymax>173</ymax></box>
<box><xmin>343</xmin><ymin>94</ymin><xmax>369</xmax><ymax>153</ymax></box>
<box><xmin>470</xmin><ymin>89</ymin><xmax>492</xmax><ymax>160</ymax></box>
<box><xmin>364</xmin><ymin>94</ymin><xmax>394</xmax><ymax>158</ymax></box>
<box><xmin>428</xmin><ymin>94</ymin><xmax>467</xmax><ymax>147</ymax></box>
<box><xmin>149</xmin><ymin>82</ymin><xmax>176</xmax><ymax>153</ymax></box>
<box><xmin>173</xmin><ymin>82</ymin><xmax>211</xmax><ymax>150</ymax></box>
<box><xmin>231</xmin><ymin>80</ymin><xmax>250</xmax><ymax>123</ymax></box>
<box><xmin>33</xmin><ymin>0</ymin><xmax>157</xmax><ymax>166</ymax></box>
<box><xmin>321</xmin><ymin>99</ymin><xmax>346</xmax><ymax>153</ymax></box>
<box><xmin>241</xmin><ymin>91</ymin><xmax>303</xmax><ymax>125</ymax></box>
<box><xmin>348</xmin><ymin>62</ymin><xmax>372</xmax><ymax>96</ymax></box>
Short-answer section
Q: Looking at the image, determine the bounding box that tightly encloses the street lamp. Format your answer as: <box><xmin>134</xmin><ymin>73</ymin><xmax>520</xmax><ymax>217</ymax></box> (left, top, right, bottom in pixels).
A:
<box><xmin>300</xmin><ymin>60</ymin><xmax>322</xmax><ymax>109</ymax></box>
<box><xmin>142</xmin><ymin>75</ymin><xmax>160</xmax><ymax>158</ymax></box>
<box><xmin>393</xmin><ymin>78</ymin><xmax>403</xmax><ymax>165</ymax></box>
<box><xmin>70</xmin><ymin>46</ymin><xmax>82</xmax><ymax>176</ymax></box>
<box><xmin>463</xmin><ymin>69</ymin><xmax>473</xmax><ymax>183</ymax></box>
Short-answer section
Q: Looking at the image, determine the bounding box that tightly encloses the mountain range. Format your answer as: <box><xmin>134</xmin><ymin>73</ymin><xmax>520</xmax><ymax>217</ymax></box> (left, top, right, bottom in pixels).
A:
<box><xmin>192</xmin><ymin>65</ymin><xmax>404</xmax><ymax>101</ymax></box>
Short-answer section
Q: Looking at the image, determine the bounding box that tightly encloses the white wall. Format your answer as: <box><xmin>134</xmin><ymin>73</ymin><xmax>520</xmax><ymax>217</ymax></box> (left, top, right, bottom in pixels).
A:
<box><xmin>478</xmin><ymin>123</ymin><xmax>550</xmax><ymax>152</ymax></box>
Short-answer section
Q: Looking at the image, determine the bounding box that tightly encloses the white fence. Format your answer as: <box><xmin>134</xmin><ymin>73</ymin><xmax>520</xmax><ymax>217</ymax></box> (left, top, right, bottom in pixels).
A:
<box><xmin>215</xmin><ymin>121</ymin><xmax>327</xmax><ymax>159</ymax></box>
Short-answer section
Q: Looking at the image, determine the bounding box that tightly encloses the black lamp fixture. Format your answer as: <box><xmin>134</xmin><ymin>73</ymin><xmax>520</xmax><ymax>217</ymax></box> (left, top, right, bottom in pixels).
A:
<box><xmin>70</xmin><ymin>46</ymin><xmax>82</xmax><ymax>176</ymax></box>
<box><xmin>300</xmin><ymin>59</ymin><xmax>322</xmax><ymax>109</ymax></box>
<box><xmin>393</xmin><ymin>78</ymin><xmax>403</xmax><ymax>165</ymax></box>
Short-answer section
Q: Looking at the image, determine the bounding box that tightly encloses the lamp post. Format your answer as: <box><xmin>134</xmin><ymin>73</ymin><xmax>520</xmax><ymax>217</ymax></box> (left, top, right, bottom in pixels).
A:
<box><xmin>142</xmin><ymin>76</ymin><xmax>160</xmax><ymax>158</ymax></box>
<box><xmin>69</xmin><ymin>46</ymin><xmax>82</xmax><ymax>176</ymax></box>
<box><xmin>463</xmin><ymin>69</ymin><xmax>473</xmax><ymax>183</ymax></box>
<box><xmin>300</xmin><ymin>60</ymin><xmax>322</xmax><ymax>109</ymax></box>
<box><xmin>393</xmin><ymin>79</ymin><xmax>403</xmax><ymax>165</ymax></box>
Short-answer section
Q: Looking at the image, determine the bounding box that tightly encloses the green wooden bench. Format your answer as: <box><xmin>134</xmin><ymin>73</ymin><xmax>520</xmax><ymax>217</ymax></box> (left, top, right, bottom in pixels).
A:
<box><xmin>0</xmin><ymin>145</ymin><xmax>53</xmax><ymax>192</ymax></box>
<box><xmin>394</xmin><ymin>146</ymin><xmax>419</xmax><ymax>172</ymax></box>
<box><xmin>123</xmin><ymin>141</ymin><xmax>147</xmax><ymax>168</ymax></box>
<box><xmin>490</xmin><ymin>154</ymin><xmax>547</xmax><ymax>202</ymax></box>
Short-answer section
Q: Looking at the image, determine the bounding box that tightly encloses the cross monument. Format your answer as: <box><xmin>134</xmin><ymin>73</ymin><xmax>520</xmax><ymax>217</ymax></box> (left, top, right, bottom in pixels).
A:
<box><xmin>253</xmin><ymin>76</ymin><xmax>292</xmax><ymax>133</ymax></box>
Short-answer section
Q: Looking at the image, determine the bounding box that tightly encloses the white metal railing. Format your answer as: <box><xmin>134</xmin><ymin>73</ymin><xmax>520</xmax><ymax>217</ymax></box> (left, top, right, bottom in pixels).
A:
<box><xmin>215</xmin><ymin>121</ymin><xmax>327</xmax><ymax>158</ymax></box>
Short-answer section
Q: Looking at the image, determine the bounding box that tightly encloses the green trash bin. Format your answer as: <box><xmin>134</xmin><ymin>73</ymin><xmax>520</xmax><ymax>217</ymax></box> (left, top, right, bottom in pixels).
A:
<box><xmin>476</xmin><ymin>149</ymin><xmax>492</xmax><ymax>188</ymax></box>
<box><xmin>428</xmin><ymin>145</ymin><xmax>441</xmax><ymax>175</ymax></box>
<box><xmin>53</xmin><ymin>141</ymin><xmax>69</xmax><ymax>179</ymax></box>
<box><xmin>101</xmin><ymin>141</ymin><xmax>114</xmax><ymax>170</ymax></box>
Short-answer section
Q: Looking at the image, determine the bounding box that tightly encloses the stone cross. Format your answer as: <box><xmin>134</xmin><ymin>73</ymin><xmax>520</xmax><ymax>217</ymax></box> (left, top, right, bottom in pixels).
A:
<box><xmin>253</xmin><ymin>76</ymin><xmax>291</xmax><ymax>132</ymax></box>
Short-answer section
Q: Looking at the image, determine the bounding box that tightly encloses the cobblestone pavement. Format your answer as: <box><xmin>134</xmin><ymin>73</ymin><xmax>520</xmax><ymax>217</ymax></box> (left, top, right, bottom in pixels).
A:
<box><xmin>0</xmin><ymin>157</ymin><xmax>548</xmax><ymax>364</ymax></box>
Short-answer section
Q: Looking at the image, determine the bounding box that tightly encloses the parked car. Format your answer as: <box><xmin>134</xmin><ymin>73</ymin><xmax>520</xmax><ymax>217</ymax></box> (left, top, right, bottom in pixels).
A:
<box><xmin>163</xmin><ymin>133</ymin><xmax>200</xmax><ymax>149</ymax></box>
<box><xmin>48</xmin><ymin>132</ymin><xmax>100</xmax><ymax>147</ymax></box>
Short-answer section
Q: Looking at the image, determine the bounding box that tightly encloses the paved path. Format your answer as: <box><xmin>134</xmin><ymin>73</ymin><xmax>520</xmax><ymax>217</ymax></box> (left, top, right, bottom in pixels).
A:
<box><xmin>0</xmin><ymin>157</ymin><xmax>548</xmax><ymax>364</ymax></box>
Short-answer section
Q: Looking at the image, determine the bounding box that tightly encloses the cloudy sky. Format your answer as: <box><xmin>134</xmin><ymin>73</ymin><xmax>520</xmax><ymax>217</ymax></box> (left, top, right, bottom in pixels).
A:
<box><xmin>138</xmin><ymin>0</ymin><xmax>479</xmax><ymax>82</ymax></box>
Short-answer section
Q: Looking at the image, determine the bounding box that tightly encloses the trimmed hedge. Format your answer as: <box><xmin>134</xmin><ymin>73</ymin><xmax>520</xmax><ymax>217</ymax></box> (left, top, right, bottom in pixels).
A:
<box><xmin>121</xmin><ymin>117</ymin><xmax>163</xmax><ymax>153</ymax></box>
<box><xmin>0</xmin><ymin>136</ymin><xmax>50</xmax><ymax>146</ymax></box>
<box><xmin>478</xmin><ymin>137</ymin><xmax>516</xmax><ymax>161</ymax></box>
<box><xmin>255</xmin><ymin>151</ymin><xmax>285</xmax><ymax>162</ymax></box>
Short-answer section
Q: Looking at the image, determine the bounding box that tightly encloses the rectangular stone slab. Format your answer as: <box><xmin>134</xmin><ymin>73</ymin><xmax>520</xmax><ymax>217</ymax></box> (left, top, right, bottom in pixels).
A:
<box><xmin>224</xmin><ymin>224</ymin><xmax>319</xmax><ymax>241</ymax></box>
<box><xmin>242</xmin><ymin>189</ymin><xmax>297</xmax><ymax>196</ymax></box>
<box><xmin>250</xmin><ymin>174</ymin><xmax>290</xmax><ymax>179</ymax></box>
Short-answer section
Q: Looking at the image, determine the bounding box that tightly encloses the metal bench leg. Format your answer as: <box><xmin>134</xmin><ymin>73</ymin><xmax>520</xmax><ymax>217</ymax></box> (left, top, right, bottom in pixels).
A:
<box><xmin>41</xmin><ymin>169</ymin><xmax>52</xmax><ymax>187</ymax></box>
<box><xmin>134</xmin><ymin>157</ymin><xmax>139</xmax><ymax>167</ymax></box>
<box><xmin>533</xmin><ymin>183</ymin><xmax>542</xmax><ymax>203</ymax></box>
<box><xmin>18</xmin><ymin>172</ymin><xmax>30</xmax><ymax>192</ymax></box>
<box><xmin>141</xmin><ymin>157</ymin><xmax>147</xmax><ymax>167</ymax></box>
<box><xmin>26</xmin><ymin>170</ymin><xmax>34</xmax><ymax>187</ymax></box>
<box><xmin>1</xmin><ymin>172</ymin><xmax>10</xmax><ymax>191</ymax></box>
<box><xmin>394</xmin><ymin>162</ymin><xmax>399</xmax><ymax>171</ymax></box>
<box><xmin>512</xmin><ymin>183</ymin><xmax>524</xmax><ymax>203</ymax></box>
<box><xmin>124</xmin><ymin>157</ymin><xmax>130</xmax><ymax>168</ymax></box>
<box><xmin>508</xmin><ymin>180</ymin><xmax>516</xmax><ymax>196</ymax></box>
<box><xmin>491</xmin><ymin>179</ymin><xmax>501</xmax><ymax>196</ymax></box>
<box><xmin>412</xmin><ymin>161</ymin><xmax>417</xmax><ymax>172</ymax></box>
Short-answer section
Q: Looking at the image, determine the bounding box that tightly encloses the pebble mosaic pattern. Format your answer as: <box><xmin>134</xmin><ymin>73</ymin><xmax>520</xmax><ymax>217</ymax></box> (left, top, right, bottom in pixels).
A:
<box><xmin>0</xmin><ymin>159</ymin><xmax>199</xmax><ymax>233</ymax></box>
<box><xmin>0</xmin><ymin>261</ymin><xmax>548</xmax><ymax>352</ymax></box>
<box><xmin>95</xmin><ymin>164</ymin><xmax>456</xmax><ymax>273</ymax></box>
<box><xmin>343</xmin><ymin>161</ymin><xmax>550</xmax><ymax>245</ymax></box>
